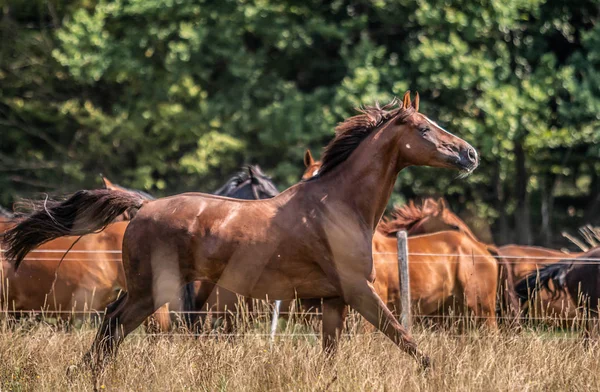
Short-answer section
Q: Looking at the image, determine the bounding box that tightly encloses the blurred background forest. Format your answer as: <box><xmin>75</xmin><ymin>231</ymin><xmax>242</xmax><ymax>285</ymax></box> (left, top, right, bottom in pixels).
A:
<box><xmin>1</xmin><ymin>0</ymin><xmax>599</xmax><ymax>247</ymax></box>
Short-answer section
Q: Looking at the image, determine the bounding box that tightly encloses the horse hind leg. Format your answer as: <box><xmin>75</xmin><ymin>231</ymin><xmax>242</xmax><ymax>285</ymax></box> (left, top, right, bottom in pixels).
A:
<box><xmin>85</xmin><ymin>291</ymin><xmax>157</xmax><ymax>388</ymax></box>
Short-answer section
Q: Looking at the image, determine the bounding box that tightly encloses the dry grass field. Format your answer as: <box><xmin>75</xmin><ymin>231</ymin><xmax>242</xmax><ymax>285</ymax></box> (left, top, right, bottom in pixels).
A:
<box><xmin>0</xmin><ymin>314</ymin><xmax>598</xmax><ymax>392</ymax></box>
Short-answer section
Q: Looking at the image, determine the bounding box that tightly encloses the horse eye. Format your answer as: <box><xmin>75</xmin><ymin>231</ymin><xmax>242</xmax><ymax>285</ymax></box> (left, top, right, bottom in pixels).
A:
<box><xmin>419</xmin><ymin>126</ymin><xmax>430</xmax><ymax>134</ymax></box>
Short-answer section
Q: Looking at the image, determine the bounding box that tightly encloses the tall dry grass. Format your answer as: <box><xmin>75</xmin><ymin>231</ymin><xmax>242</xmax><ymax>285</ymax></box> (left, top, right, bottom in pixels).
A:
<box><xmin>0</xmin><ymin>315</ymin><xmax>598</xmax><ymax>392</ymax></box>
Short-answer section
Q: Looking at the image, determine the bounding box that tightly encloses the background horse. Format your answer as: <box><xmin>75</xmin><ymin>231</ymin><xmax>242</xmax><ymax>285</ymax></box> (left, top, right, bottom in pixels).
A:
<box><xmin>515</xmin><ymin>247</ymin><xmax>600</xmax><ymax>334</ymax></box>
<box><xmin>497</xmin><ymin>244</ymin><xmax>583</xmax><ymax>317</ymax></box>
<box><xmin>1</xmin><ymin>221</ymin><xmax>127</xmax><ymax>322</ymax></box>
<box><xmin>374</xmin><ymin>222</ymin><xmax>498</xmax><ymax>328</ymax></box>
<box><xmin>3</xmin><ymin>92</ymin><xmax>478</xmax><ymax>380</ymax></box>
<box><xmin>0</xmin><ymin>178</ymin><xmax>155</xmax><ymax>325</ymax></box>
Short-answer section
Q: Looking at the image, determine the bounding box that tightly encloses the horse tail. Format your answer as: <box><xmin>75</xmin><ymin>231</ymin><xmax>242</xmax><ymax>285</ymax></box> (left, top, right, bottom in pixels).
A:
<box><xmin>182</xmin><ymin>282</ymin><xmax>198</xmax><ymax>330</ymax></box>
<box><xmin>496</xmin><ymin>256</ymin><xmax>521</xmax><ymax>317</ymax></box>
<box><xmin>514</xmin><ymin>262</ymin><xmax>569</xmax><ymax>302</ymax></box>
<box><xmin>2</xmin><ymin>189</ymin><xmax>147</xmax><ymax>270</ymax></box>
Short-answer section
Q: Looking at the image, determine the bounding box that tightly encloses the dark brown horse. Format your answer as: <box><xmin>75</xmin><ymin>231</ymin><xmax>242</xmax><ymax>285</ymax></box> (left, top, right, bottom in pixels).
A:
<box><xmin>497</xmin><ymin>245</ymin><xmax>583</xmax><ymax>316</ymax></box>
<box><xmin>515</xmin><ymin>247</ymin><xmax>600</xmax><ymax>330</ymax></box>
<box><xmin>3</xmin><ymin>92</ymin><xmax>478</xmax><ymax>379</ymax></box>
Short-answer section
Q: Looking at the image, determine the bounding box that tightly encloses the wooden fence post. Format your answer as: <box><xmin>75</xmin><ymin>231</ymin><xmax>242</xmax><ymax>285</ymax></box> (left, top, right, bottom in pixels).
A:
<box><xmin>396</xmin><ymin>230</ymin><xmax>411</xmax><ymax>330</ymax></box>
<box><xmin>270</xmin><ymin>300</ymin><xmax>281</xmax><ymax>343</ymax></box>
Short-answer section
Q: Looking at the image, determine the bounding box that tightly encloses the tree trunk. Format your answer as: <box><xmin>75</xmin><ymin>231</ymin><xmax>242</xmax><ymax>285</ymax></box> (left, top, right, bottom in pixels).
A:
<box><xmin>540</xmin><ymin>173</ymin><xmax>556</xmax><ymax>247</ymax></box>
<box><xmin>514</xmin><ymin>141</ymin><xmax>532</xmax><ymax>245</ymax></box>
<box><xmin>492</xmin><ymin>161</ymin><xmax>510</xmax><ymax>244</ymax></box>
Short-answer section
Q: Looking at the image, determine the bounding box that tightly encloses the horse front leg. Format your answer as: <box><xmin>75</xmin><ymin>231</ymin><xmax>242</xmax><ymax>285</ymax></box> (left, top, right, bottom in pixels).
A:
<box><xmin>343</xmin><ymin>279</ymin><xmax>431</xmax><ymax>369</ymax></box>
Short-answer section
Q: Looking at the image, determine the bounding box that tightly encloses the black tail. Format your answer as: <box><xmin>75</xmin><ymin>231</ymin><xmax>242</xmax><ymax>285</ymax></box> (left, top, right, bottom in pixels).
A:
<box><xmin>514</xmin><ymin>262</ymin><xmax>569</xmax><ymax>302</ymax></box>
<box><xmin>2</xmin><ymin>189</ymin><xmax>146</xmax><ymax>270</ymax></box>
<box><xmin>182</xmin><ymin>282</ymin><xmax>198</xmax><ymax>330</ymax></box>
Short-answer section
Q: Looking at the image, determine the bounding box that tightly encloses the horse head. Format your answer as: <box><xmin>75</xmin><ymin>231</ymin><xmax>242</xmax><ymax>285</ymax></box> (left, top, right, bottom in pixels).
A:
<box><xmin>214</xmin><ymin>165</ymin><xmax>279</xmax><ymax>200</ymax></box>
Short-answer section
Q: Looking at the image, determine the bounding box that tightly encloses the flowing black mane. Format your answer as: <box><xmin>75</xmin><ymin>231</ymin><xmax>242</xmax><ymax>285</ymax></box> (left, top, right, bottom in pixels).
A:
<box><xmin>317</xmin><ymin>99</ymin><xmax>415</xmax><ymax>177</ymax></box>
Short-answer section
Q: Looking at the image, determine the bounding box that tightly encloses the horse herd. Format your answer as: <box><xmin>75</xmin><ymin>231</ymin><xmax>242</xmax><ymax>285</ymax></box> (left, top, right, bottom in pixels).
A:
<box><xmin>1</xmin><ymin>92</ymin><xmax>598</xmax><ymax>385</ymax></box>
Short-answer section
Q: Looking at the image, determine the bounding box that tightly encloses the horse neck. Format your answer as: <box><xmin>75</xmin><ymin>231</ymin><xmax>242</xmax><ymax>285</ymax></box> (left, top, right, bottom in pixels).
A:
<box><xmin>319</xmin><ymin>126</ymin><xmax>405</xmax><ymax>231</ymax></box>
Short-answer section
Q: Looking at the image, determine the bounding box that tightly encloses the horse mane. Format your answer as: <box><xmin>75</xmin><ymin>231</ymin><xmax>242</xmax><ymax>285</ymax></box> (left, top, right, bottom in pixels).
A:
<box><xmin>107</xmin><ymin>183</ymin><xmax>155</xmax><ymax>201</ymax></box>
<box><xmin>214</xmin><ymin>165</ymin><xmax>265</xmax><ymax>196</ymax></box>
<box><xmin>378</xmin><ymin>198</ymin><xmax>497</xmax><ymax>254</ymax></box>
<box><xmin>378</xmin><ymin>200</ymin><xmax>426</xmax><ymax>235</ymax></box>
<box><xmin>317</xmin><ymin>99</ymin><xmax>415</xmax><ymax>177</ymax></box>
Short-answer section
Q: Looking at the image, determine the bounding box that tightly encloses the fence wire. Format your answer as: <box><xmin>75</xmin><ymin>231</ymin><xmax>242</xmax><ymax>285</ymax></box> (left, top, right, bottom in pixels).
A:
<box><xmin>2</xmin><ymin>249</ymin><xmax>600</xmax><ymax>264</ymax></box>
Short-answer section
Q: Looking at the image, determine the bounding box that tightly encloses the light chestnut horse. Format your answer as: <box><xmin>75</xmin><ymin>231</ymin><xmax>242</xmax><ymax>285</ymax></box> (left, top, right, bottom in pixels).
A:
<box><xmin>373</xmin><ymin>228</ymin><xmax>498</xmax><ymax>328</ymax></box>
<box><xmin>4</xmin><ymin>92</ymin><xmax>479</xmax><ymax>378</ymax></box>
<box><xmin>1</xmin><ymin>218</ymin><xmax>127</xmax><ymax>321</ymax></box>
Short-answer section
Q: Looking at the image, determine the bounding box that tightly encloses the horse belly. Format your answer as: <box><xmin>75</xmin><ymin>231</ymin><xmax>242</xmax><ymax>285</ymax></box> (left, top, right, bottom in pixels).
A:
<box><xmin>249</xmin><ymin>265</ymin><xmax>337</xmax><ymax>300</ymax></box>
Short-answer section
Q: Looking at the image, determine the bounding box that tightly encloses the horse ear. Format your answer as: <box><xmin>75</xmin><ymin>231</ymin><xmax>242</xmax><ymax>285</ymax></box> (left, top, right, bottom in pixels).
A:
<box><xmin>422</xmin><ymin>198</ymin><xmax>438</xmax><ymax>214</ymax></box>
<box><xmin>402</xmin><ymin>91</ymin><xmax>411</xmax><ymax>109</ymax></box>
<box><xmin>247</xmin><ymin>166</ymin><xmax>259</xmax><ymax>183</ymax></box>
<box><xmin>101</xmin><ymin>175</ymin><xmax>115</xmax><ymax>190</ymax></box>
<box><xmin>304</xmin><ymin>149</ymin><xmax>314</xmax><ymax>168</ymax></box>
<box><xmin>437</xmin><ymin>198</ymin><xmax>448</xmax><ymax>211</ymax></box>
<box><xmin>438</xmin><ymin>197</ymin><xmax>448</xmax><ymax>211</ymax></box>
<box><xmin>412</xmin><ymin>92</ymin><xmax>419</xmax><ymax>111</ymax></box>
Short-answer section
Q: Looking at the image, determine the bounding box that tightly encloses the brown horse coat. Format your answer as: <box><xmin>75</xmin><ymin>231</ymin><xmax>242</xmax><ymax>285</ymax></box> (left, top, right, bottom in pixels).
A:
<box><xmin>372</xmin><ymin>230</ymin><xmax>497</xmax><ymax>327</ymax></box>
<box><xmin>1</xmin><ymin>221</ymin><xmax>126</xmax><ymax>318</ymax></box>
<box><xmin>499</xmin><ymin>245</ymin><xmax>582</xmax><ymax>318</ymax></box>
<box><xmin>3</xmin><ymin>92</ymin><xmax>479</xmax><ymax>376</ymax></box>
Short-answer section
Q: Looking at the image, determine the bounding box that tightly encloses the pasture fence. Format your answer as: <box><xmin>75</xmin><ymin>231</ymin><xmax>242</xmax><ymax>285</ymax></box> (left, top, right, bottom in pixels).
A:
<box><xmin>397</xmin><ymin>230</ymin><xmax>411</xmax><ymax>329</ymax></box>
<box><xmin>3</xmin><ymin>237</ymin><xmax>600</xmax><ymax>339</ymax></box>
<box><xmin>4</xmin><ymin>249</ymin><xmax>600</xmax><ymax>264</ymax></box>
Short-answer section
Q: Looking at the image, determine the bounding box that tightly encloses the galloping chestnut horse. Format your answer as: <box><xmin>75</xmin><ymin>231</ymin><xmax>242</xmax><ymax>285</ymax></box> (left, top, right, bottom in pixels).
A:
<box><xmin>102</xmin><ymin>168</ymin><xmax>280</xmax><ymax>331</ymax></box>
<box><xmin>184</xmin><ymin>166</ymin><xmax>280</xmax><ymax>330</ymax></box>
<box><xmin>0</xmin><ymin>206</ymin><xmax>14</xmax><ymax>219</ymax></box>
<box><xmin>4</xmin><ymin>92</ymin><xmax>478</xmax><ymax>376</ymax></box>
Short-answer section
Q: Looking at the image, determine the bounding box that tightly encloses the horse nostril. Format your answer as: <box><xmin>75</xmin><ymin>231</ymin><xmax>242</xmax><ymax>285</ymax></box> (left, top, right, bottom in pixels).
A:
<box><xmin>467</xmin><ymin>148</ymin><xmax>477</xmax><ymax>163</ymax></box>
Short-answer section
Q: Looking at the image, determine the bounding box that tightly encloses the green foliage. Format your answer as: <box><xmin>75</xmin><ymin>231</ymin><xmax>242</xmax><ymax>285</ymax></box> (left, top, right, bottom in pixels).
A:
<box><xmin>1</xmin><ymin>0</ymin><xmax>598</xmax><ymax>245</ymax></box>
